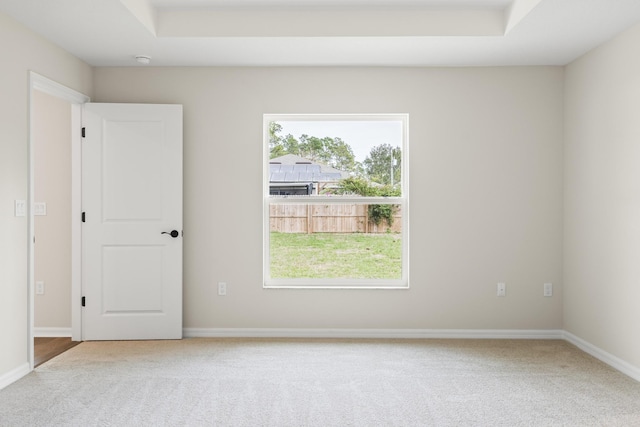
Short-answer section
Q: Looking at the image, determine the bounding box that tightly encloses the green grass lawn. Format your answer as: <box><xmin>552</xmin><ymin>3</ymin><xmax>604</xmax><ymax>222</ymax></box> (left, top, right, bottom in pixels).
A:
<box><xmin>270</xmin><ymin>232</ymin><xmax>402</xmax><ymax>279</ymax></box>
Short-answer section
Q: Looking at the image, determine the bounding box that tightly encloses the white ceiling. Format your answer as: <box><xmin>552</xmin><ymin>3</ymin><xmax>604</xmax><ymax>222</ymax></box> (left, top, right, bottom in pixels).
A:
<box><xmin>1</xmin><ymin>0</ymin><xmax>640</xmax><ymax>67</ymax></box>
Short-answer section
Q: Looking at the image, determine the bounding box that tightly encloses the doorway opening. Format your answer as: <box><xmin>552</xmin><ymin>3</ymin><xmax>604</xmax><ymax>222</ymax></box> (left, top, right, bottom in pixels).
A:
<box><xmin>28</xmin><ymin>72</ymin><xmax>89</xmax><ymax>369</ymax></box>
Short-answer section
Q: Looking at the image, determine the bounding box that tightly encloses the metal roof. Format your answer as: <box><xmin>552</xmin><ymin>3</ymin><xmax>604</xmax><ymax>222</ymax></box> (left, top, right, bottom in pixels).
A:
<box><xmin>269</xmin><ymin>163</ymin><xmax>342</xmax><ymax>182</ymax></box>
<box><xmin>269</xmin><ymin>154</ymin><xmax>349</xmax><ymax>182</ymax></box>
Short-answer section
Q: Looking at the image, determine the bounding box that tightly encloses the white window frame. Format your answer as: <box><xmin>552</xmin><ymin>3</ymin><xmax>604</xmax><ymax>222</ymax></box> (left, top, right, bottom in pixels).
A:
<box><xmin>263</xmin><ymin>113</ymin><xmax>409</xmax><ymax>289</ymax></box>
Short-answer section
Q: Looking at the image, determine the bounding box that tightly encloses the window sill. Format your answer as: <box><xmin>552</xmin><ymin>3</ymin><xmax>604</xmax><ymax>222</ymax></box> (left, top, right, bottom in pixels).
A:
<box><xmin>264</xmin><ymin>279</ymin><xmax>409</xmax><ymax>290</ymax></box>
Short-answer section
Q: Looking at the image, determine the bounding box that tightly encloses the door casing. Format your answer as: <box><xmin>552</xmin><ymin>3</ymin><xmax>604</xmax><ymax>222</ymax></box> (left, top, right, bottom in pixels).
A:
<box><xmin>28</xmin><ymin>72</ymin><xmax>89</xmax><ymax>369</ymax></box>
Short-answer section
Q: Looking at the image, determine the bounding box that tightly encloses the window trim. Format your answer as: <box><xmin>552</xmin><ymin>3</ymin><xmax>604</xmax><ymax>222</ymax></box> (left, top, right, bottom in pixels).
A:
<box><xmin>263</xmin><ymin>113</ymin><xmax>409</xmax><ymax>289</ymax></box>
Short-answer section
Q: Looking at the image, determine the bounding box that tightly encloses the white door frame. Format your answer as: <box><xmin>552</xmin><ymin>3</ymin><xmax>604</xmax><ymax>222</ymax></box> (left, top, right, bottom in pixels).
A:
<box><xmin>28</xmin><ymin>72</ymin><xmax>90</xmax><ymax>369</ymax></box>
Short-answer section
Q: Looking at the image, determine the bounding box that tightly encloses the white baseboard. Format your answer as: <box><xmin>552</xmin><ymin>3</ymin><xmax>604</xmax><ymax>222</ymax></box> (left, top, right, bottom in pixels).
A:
<box><xmin>34</xmin><ymin>327</ymin><xmax>72</xmax><ymax>338</ymax></box>
<box><xmin>563</xmin><ymin>331</ymin><xmax>640</xmax><ymax>382</ymax></box>
<box><xmin>0</xmin><ymin>362</ymin><xmax>30</xmax><ymax>390</ymax></box>
<box><xmin>183</xmin><ymin>328</ymin><xmax>564</xmax><ymax>340</ymax></box>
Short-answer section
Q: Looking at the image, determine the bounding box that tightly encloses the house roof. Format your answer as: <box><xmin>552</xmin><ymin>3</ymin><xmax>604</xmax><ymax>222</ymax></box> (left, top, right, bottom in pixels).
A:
<box><xmin>269</xmin><ymin>154</ymin><xmax>350</xmax><ymax>183</ymax></box>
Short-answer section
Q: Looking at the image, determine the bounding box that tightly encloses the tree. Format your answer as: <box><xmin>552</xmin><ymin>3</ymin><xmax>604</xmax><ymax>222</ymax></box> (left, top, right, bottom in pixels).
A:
<box><xmin>282</xmin><ymin>134</ymin><xmax>300</xmax><ymax>155</ymax></box>
<box><xmin>363</xmin><ymin>143</ymin><xmax>401</xmax><ymax>186</ymax></box>
<box><xmin>329</xmin><ymin>137</ymin><xmax>359</xmax><ymax>172</ymax></box>
<box><xmin>269</xmin><ymin>122</ymin><xmax>287</xmax><ymax>158</ymax></box>
<box><xmin>297</xmin><ymin>135</ymin><xmax>357</xmax><ymax>172</ymax></box>
<box><xmin>268</xmin><ymin>121</ymin><xmax>359</xmax><ymax>174</ymax></box>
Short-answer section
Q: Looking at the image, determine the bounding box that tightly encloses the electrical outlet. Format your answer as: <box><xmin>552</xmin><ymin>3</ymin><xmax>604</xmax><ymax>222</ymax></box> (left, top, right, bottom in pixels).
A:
<box><xmin>497</xmin><ymin>282</ymin><xmax>506</xmax><ymax>297</ymax></box>
<box><xmin>544</xmin><ymin>283</ymin><xmax>553</xmax><ymax>297</ymax></box>
<box><xmin>218</xmin><ymin>282</ymin><xmax>227</xmax><ymax>296</ymax></box>
<box><xmin>35</xmin><ymin>281</ymin><xmax>45</xmax><ymax>295</ymax></box>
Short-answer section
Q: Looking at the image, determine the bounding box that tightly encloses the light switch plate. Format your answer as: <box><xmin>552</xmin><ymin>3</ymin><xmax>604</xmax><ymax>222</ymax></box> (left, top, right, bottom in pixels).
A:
<box><xmin>15</xmin><ymin>200</ymin><xmax>26</xmax><ymax>217</ymax></box>
<box><xmin>34</xmin><ymin>202</ymin><xmax>47</xmax><ymax>216</ymax></box>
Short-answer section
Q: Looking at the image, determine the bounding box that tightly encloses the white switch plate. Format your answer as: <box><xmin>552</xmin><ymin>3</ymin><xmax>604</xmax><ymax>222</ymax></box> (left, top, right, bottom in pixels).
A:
<box><xmin>34</xmin><ymin>202</ymin><xmax>47</xmax><ymax>216</ymax></box>
<box><xmin>35</xmin><ymin>281</ymin><xmax>45</xmax><ymax>295</ymax></box>
<box><xmin>544</xmin><ymin>283</ymin><xmax>553</xmax><ymax>297</ymax></box>
<box><xmin>15</xmin><ymin>200</ymin><xmax>26</xmax><ymax>217</ymax></box>
<box><xmin>497</xmin><ymin>282</ymin><xmax>506</xmax><ymax>297</ymax></box>
<box><xmin>218</xmin><ymin>282</ymin><xmax>227</xmax><ymax>296</ymax></box>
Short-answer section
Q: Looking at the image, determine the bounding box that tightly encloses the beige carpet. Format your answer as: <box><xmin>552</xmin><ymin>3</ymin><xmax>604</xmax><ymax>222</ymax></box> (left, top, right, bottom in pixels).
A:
<box><xmin>1</xmin><ymin>338</ymin><xmax>640</xmax><ymax>426</ymax></box>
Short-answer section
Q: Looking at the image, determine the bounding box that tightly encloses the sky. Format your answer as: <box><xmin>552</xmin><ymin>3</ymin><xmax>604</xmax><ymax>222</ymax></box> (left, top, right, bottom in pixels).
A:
<box><xmin>276</xmin><ymin>120</ymin><xmax>402</xmax><ymax>163</ymax></box>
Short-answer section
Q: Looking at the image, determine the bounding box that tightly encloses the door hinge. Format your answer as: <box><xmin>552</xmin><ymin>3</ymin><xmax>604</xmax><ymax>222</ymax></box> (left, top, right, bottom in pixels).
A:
<box><xmin>81</xmin><ymin>296</ymin><xmax>86</xmax><ymax>307</ymax></box>
<box><xmin>81</xmin><ymin>127</ymin><xmax>86</xmax><ymax>138</ymax></box>
<box><xmin>82</xmin><ymin>212</ymin><xmax>86</xmax><ymax>223</ymax></box>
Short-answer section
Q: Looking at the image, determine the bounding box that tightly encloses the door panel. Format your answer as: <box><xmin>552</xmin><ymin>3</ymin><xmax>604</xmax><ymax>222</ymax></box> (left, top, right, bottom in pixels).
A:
<box><xmin>102</xmin><ymin>245</ymin><xmax>164</xmax><ymax>312</ymax></box>
<box><xmin>82</xmin><ymin>103</ymin><xmax>182</xmax><ymax>340</ymax></box>
<box><xmin>103</xmin><ymin>121</ymin><xmax>164</xmax><ymax>221</ymax></box>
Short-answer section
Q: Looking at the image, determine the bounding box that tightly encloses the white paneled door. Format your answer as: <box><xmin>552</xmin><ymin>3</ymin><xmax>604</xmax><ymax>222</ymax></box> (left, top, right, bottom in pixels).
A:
<box><xmin>81</xmin><ymin>103</ymin><xmax>183</xmax><ymax>340</ymax></box>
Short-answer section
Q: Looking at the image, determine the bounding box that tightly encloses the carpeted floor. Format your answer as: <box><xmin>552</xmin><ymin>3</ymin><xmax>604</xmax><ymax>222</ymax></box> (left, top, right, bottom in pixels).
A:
<box><xmin>1</xmin><ymin>338</ymin><xmax>640</xmax><ymax>426</ymax></box>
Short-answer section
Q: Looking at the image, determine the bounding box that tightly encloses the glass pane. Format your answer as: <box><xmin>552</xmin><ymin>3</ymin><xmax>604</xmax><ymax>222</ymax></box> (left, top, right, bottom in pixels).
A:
<box><xmin>269</xmin><ymin>203</ymin><xmax>402</xmax><ymax>280</ymax></box>
<box><xmin>269</xmin><ymin>120</ymin><xmax>403</xmax><ymax>197</ymax></box>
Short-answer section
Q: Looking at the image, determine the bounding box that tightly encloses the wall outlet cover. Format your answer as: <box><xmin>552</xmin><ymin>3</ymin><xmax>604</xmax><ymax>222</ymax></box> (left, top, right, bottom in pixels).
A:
<box><xmin>497</xmin><ymin>282</ymin><xmax>506</xmax><ymax>297</ymax></box>
<box><xmin>218</xmin><ymin>282</ymin><xmax>227</xmax><ymax>296</ymax></box>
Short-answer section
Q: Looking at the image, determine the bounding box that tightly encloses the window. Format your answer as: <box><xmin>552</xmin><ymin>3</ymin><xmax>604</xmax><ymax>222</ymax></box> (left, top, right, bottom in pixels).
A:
<box><xmin>264</xmin><ymin>114</ymin><xmax>408</xmax><ymax>288</ymax></box>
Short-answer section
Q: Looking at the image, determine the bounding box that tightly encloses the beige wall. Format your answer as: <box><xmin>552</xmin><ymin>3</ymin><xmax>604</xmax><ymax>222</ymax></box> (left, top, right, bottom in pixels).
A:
<box><xmin>564</xmin><ymin>22</ymin><xmax>640</xmax><ymax>368</ymax></box>
<box><xmin>0</xmin><ymin>12</ymin><xmax>91</xmax><ymax>380</ymax></box>
<box><xmin>33</xmin><ymin>90</ymin><xmax>72</xmax><ymax>329</ymax></box>
<box><xmin>94</xmin><ymin>66</ymin><xmax>564</xmax><ymax>331</ymax></box>
<box><xmin>13</xmin><ymin>2</ymin><xmax>640</xmax><ymax>386</ymax></box>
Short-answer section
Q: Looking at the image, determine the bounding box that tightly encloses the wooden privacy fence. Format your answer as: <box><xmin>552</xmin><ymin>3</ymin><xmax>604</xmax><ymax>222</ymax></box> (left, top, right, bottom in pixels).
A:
<box><xmin>270</xmin><ymin>204</ymin><xmax>402</xmax><ymax>234</ymax></box>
